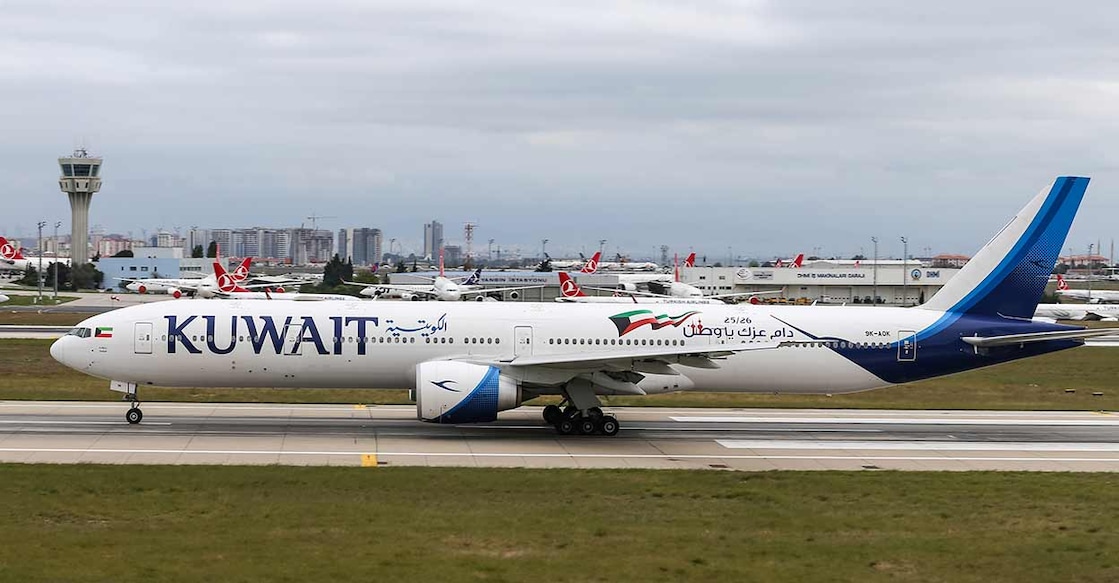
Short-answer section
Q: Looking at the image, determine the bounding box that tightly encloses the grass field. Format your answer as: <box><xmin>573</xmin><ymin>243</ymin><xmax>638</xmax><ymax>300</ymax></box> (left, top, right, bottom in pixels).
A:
<box><xmin>0</xmin><ymin>465</ymin><xmax>1115</xmax><ymax>582</ymax></box>
<box><xmin>2</xmin><ymin>338</ymin><xmax>1117</xmax><ymax>409</ymax></box>
<box><xmin>0</xmin><ymin>294</ymin><xmax>77</xmax><ymax>308</ymax></box>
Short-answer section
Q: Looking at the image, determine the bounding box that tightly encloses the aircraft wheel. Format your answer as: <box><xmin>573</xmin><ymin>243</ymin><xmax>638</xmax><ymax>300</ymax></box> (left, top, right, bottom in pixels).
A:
<box><xmin>542</xmin><ymin>405</ymin><xmax>562</xmax><ymax>425</ymax></box>
<box><xmin>555</xmin><ymin>419</ymin><xmax>576</xmax><ymax>436</ymax></box>
<box><xmin>578</xmin><ymin>418</ymin><xmax>597</xmax><ymax>435</ymax></box>
<box><xmin>125</xmin><ymin>408</ymin><xmax>143</xmax><ymax>425</ymax></box>
<box><xmin>599</xmin><ymin>416</ymin><xmax>620</xmax><ymax>437</ymax></box>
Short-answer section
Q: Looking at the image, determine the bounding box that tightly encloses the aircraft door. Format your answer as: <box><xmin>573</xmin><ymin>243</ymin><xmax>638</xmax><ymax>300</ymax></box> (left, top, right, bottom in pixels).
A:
<box><xmin>514</xmin><ymin>326</ymin><xmax>533</xmax><ymax>357</ymax></box>
<box><xmin>897</xmin><ymin>330</ymin><xmax>916</xmax><ymax>362</ymax></box>
<box><xmin>134</xmin><ymin>322</ymin><xmax>153</xmax><ymax>354</ymax></box>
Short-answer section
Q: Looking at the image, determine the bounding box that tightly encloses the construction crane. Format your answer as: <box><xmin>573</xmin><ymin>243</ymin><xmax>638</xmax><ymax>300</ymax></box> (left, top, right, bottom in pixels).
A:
<box><xmin>305</xmin><ymin>214</ymin><xmax>337</xmax><ymax>232</ymax></box>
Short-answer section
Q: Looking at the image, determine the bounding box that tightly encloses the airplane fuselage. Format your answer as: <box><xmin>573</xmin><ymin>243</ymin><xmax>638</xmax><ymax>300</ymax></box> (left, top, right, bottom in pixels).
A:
<box><xmin>51</xmin><ymin>300</ymin><xmax>1081</xmax><ymax>396</ymax></box>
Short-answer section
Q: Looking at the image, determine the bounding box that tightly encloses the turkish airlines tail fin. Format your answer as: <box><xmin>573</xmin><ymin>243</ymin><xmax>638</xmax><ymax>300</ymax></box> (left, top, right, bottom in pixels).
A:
<box><xmin>213</xmin><ymin>260</ymin><xmax>249</xmax><ymax>293</ymax></box>
<box><xmin>232</xmin><ymin>257</ymin><xmax>252</xmax><ymax>282</ymax></box>
<box><xmin>683</xmin><ymin>252</ymin><xmax>696</xmax><ymax>268</ymax></box>
<box><xmin>791</xmin><ymin>253</ymin><xmax>804</xmax><ymax>268</ymax></box>
<box><xmin>1056</xmin><ymin>274</ymin><xmax>1069</xmax><ymax>291</ymax></box>
<box><xmin>0</xmin><ymin>237</ymin><xmax>25</xmax><ymax>260</ymax></box>
<box><xmin>580</xmin><ymin>251</ymin><xmax>601</xmax><ymax>274</ymax></box>
<box><xmin>558</xmin><ymin>272</ymin><xmax>586</xmax><ymax>297</ymax></box>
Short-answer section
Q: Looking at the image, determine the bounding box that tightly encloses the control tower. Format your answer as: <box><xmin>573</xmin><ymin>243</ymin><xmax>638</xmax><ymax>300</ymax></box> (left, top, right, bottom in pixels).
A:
<box><xmin>57</xmin><ymin>148</ymin><xmax>102</xmax><ymax>266</ymax></box>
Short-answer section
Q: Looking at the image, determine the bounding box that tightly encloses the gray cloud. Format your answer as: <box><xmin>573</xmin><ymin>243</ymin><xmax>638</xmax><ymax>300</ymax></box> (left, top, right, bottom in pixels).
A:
<box><xmin>2</xmin><ymin>0</ymin><xmax>1117</xmax><ymax>260</ymax></box>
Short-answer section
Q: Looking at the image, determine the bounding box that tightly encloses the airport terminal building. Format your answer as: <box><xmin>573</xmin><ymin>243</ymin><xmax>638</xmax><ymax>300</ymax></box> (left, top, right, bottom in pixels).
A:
<box><xmin>389</xmin><ymin>261</ymin><xmax>961</xmax><ymax>305</ymax></box>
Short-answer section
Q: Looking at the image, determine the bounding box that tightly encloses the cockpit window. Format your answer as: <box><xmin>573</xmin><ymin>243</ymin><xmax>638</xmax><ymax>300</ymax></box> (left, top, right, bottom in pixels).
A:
<box><xmin>67</xmin><ymin>327</ymin><xmax>92</xmax><ymax>338</ymax></box>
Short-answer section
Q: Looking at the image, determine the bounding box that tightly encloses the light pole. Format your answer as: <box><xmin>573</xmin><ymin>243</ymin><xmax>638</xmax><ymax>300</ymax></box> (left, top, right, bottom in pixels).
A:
<box><xmin>599</xmin><ymin>239</ymin><xmax>607</xmax><ymax>256</ymax></box>
<box><xmin>871</xmin><ymin>237</ymin><xmax>878</xmax><ymax>304</ymax></box>
<box><xmin>900</xmin><ymin>236</ymin><xmax>908</xmax><ymax>306</ymax></box>
<box><xmin>36</xmin><ymin>221</ymin><xmax>46</xmax><ymax>303</ymax></box>
<box><xmin>488</xmin><ymin>238</ymin><xmax>494</xmax><ymax>262</ymax></box>
<box><xmin>542</xmin><ymin>238</ymin><xmax>549</xmax><ymax>260</ymax></box>
<box><xmin>1087</xmin><ymin>243</ymin><xmax>1095</xmax><ymax>301</ymax></box>
<box><xmin>53</xmin><ymin>221</ymin><xmax>61</xmax><ymax>299</ymax></box>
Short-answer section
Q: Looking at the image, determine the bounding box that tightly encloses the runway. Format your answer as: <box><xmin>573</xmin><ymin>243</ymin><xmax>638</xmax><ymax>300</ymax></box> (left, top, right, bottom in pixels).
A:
<box><xmin>0</xmin><ymin>402</ymin><xmax>1117</xmax><ymax>471</ymax></box>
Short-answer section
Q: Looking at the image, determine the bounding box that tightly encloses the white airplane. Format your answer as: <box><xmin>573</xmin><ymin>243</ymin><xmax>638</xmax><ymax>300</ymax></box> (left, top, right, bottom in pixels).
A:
<box><xmin>0</xmin><ymin>237</ymin><xmax>71</xmax><ymax>271</ymax></box>
<box><xmin>195</xmin><ymin>260</ymin><xmax>353</xmax><ymax>301</ymax></box>
<box><xmin>353</xmin><ymin>251</ymin><xmax>541</xmax><ymax>301</ymax></box>
<box><xmin>556</xmin><ymin>272</ymin><xmax>722</xmax><ymax>305</ymax></box>
<box><xmin>120</xmin><ymin>257</ymin><xmax>254</xmax><ymax>298</ymax></box>
<box><xmin>1034</xmin><ymin>303</ymin><xmax>1119</xmax><ymax>322</ymax></box>
<box><xmin>0</xmin><ymin>294</ymin><xmax>8</xmax><ymax>303</ymax></box>
<box><xmin>52</xmin><ymin>177</ymin><xmax>1112</xmax><ymax>436</ymax></box>
<box><xmin>1054</xmin><ymin>274</ymin><xmax>1119</xmax><ymax>303</ymax></box>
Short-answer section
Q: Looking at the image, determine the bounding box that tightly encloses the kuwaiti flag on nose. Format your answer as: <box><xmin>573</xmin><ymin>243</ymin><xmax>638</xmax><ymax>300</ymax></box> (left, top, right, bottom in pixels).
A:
<box><xmin>95</xmin><ymin>327</ymin><xmax>113</xmax><ymax>338</ymax></box>
<box><xmin>608</xmin><ymin>309</ymin><xmax>700</xmax><ymax>337</ymax></box>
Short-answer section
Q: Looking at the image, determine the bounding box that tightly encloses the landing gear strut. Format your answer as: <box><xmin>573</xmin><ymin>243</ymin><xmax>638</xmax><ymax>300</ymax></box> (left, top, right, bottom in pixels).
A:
<box><xmin>542</xmin><ymin>380</ymin><xmax>621</xmax><ymax>437</ymax></box>
<box><xmin>113</xmin><ymin>381</ymin><xmax>143</xmax><ymax>425</ymax></box>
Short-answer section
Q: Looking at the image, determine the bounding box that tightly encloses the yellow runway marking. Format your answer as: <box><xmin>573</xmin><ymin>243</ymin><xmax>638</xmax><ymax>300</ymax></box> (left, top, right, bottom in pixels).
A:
<box><xmin>353</xmin><ymin>404</ymin><xmax>368</xmax><ymax>410</ymax></box>
<box><xmin>361</xmin><ymin>454</ymin><xmax>378</xmax><ymax>467</ymax></box>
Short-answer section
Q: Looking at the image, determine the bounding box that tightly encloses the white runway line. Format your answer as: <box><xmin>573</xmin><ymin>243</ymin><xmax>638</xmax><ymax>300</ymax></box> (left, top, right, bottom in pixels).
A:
<box><xmin>716</xmin><ymin>440</ymin><xmax>1119</xmax><ymax>451</ymax></box>
<box><xmin>0</xmin><ymin>420</ymin><xmax>172</xmax><ymax>426</ymax></box>
<box><xmin>672</xmin><ymin>416</ymin><xmax>1119</xmax><ymax>426</ymax></box>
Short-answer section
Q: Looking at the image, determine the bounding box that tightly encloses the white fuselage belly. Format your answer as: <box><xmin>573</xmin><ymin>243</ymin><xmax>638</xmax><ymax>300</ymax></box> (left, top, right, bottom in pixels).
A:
<box><xmin>56</xmin><ymin>301</ymin><xmax>953</xmax><ymax>395</ymax></box>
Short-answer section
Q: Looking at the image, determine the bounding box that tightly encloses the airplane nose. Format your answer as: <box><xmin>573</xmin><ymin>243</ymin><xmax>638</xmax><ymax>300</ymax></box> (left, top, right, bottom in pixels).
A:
<box><xmin>50</xmin><ymin>336</ymin><xmax>81</xmax><ymax>371</ymax></box>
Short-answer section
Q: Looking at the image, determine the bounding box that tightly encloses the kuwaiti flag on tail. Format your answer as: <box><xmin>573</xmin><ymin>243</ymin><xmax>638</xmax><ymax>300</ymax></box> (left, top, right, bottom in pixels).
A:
<box><xmin>608</xmin><ymin>309</ymin><xmax>700</xmax><ymax>337</ymax></box>
<box><xmin>95</xmin><ymin>327</ymin><xmax>113</xmax><ymax>338</ymax></box>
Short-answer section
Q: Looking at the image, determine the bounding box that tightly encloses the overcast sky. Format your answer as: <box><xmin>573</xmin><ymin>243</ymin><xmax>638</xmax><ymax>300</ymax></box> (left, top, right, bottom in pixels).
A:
<box><xmin>2</xmin><ymin>0</ymin><xmax>1118</xmax><ymax>260</ymax></box>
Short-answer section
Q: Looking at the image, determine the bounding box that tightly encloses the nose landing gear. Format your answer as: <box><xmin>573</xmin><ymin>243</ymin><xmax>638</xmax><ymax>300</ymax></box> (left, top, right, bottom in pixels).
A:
<box><xmin>112</xmin><ymin>381</ymin><xmax>144</xmax><ymax>425</ymax></box>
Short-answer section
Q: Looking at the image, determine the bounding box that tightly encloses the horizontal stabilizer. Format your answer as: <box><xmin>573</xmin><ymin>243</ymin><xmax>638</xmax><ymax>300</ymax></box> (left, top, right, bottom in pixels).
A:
<box><xmin>961</xmin><ymin>328</ymin><xmax>1117</xmax><ymax>348</ymax></box>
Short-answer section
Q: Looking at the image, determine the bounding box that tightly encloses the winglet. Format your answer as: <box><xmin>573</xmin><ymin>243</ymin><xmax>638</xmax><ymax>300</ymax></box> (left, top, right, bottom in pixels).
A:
<box><xmin>919</xmin><ymin>177</ymin><xmax>1090</xmax><ymax>319</ymax></box>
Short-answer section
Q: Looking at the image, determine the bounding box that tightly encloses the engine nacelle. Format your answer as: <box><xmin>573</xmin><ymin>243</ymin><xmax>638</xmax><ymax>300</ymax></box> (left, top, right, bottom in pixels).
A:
<box><xmin>508</xmin><ymin>290</ymin><xmax>519</xmax><ymax>300</ymax></box>
<box><xmin>404</xmin><ymin>292</ymin><xmax>421</xmax><ymax>301</ymax></box>
<box><xmin>137</xmin><ymin>284</ymin><xmax>148</xmax><ymax>294</ymax></box>
<box><xmin>415</xmin><ymin>361</ymin><xmax>521</xmax><ymax>423</ymax></box>
<box><xmin>167</xmin><ymin>287</ymin><xmax>182</xmax><ymax>299</ymax></box>
<box><xmin>618</xmin><ymin>282</ymin><xmax>637</xmax><ymax>291</ymax></box>
<box><xmin>274</xmin><ymin>286</ymin><xmax>286</xmax><ymax>293</ymax></box>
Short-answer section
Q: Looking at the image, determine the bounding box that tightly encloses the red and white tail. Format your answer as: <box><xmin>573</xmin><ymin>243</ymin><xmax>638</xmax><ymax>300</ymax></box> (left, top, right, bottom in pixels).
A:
<box><xmin>1056</xmin><ymin>274</ymin><xmax>1069</xmax><ymax>291</ymax></box>
<box><xmin>0</xmin><ymin>237</ymin><xmax>24</xmax><ymax>261</ymax></box>
<box><xmin>213</xmin><ymin>260</ymin><xmax>249</xmax><ymax>293</ymax></box>
<box><xmin>790</xmin><ymin>253</ymin><xmax>804</xmax><ymax>268</ymax></box>
<box><xmin>558</xmin><ymin>272</ymin><xmax>586</xmax><ymax>297</ymax></box>
<box><xmin>232</xmin><ymin>257</ymin><xmax>252</xmax><ymax>282</ymax></box>
<box><xmin>683</xmin><ymin>252</ymin><xmax>696</xmax><ymax>268</ymax></box>
<box><xmin>580</xmin><ymin>251</ymin><xmax>601</xmax><ymax>274</ymax></box>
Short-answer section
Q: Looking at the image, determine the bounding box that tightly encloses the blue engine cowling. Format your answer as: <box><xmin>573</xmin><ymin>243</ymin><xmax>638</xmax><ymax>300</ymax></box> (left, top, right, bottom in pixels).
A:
<box><xmin>415</xmin><ymin>361</ymin><xmax>522</xmax><ymax>423</ymax></box>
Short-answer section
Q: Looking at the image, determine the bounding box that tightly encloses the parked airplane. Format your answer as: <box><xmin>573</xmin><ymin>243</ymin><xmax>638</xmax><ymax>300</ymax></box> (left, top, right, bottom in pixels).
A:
<box><xmin>555</xmin><ymin>272</ymin><xmax>722</xmax><ymax>304</ymax></box>
<box><xmin>0</xmin><ymin>237</ymin><xmax>70</xmax><ymax>271</ymax></box>
<box><xmin>1054</xmin><ymin>274</ymin><xmax>1119</xmax><ymax>303</ymax></box>
<box><xmin>353</xmin><ymin>252</ymin><xmax>541</xmax><ymax>301</ymax></box>
<box><xmin>121</xmin><ymin>257</ymin><xmax>254</xmax><ymax>298</ymax></box>
<box><xmin>52</xmin><ymin>177</ymin><xmax>1111</xmax><ymax>436</ymax></box>
<box><xmin>1035</xmin><ymin>303</ymin><xmax>1119</xmax><ymax>322</ymax></box>
<box><xmin>0</xmin><ymin>294</ymin><xmax>8</xmax><ymax>303</ymax></box>
<box><xmin>197</xmin><ymin>260</ymin><xmax>352</xmax><ymax>301</ymax></box>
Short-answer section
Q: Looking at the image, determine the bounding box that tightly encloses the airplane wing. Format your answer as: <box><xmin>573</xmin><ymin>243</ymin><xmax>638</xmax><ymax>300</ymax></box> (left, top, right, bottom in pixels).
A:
<box><xmin>497</xmin><ymin>341</ymin><xmax>778</xmax><ymax>368</ymax></box>
<box><xmin>961</xmin><ymin>328</ymin><xmax>1119</xmax><ymax>348</ymax></box>
<box><xmin>358</xmin><ymin>284</ymin><xmax>440</xmax><ymax>298</ymax></box>
<box><xmin>705</xmin><ymin>289</ymin><xmax>785</xmax><ymax>301</ymax></box>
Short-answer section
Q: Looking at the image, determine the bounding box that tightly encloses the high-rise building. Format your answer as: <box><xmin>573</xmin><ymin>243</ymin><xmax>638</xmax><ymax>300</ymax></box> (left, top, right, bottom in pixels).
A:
<box><xmin>57</xmin><ymin>148</ymin><xmax>103</xmax><ymax>265</ymax></box>
<box><xmin>423</xmin><ymin>220</ymin><xmax>443</xmax><ymax>260</ymax></box>
<box><xmin>339</xmin><ymin>228</ymin><xmax>383</xmax><ymax>267</ymax></box>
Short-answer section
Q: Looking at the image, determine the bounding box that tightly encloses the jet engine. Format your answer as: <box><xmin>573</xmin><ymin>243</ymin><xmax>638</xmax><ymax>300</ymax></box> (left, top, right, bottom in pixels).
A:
<box><xmin>136</xmin><ymin>284</ymin><xmax>148</xmax><ymax>294</ymax></box>
<box><xmin>508</xmin><ymin>290</ymin><xmax>519</xmax><ymax>300</ymax></box>
<box><xmin>166</xmin><ymin>287</ymin><xmax>183</xmax><ymax>299</ymax></box>
<box><xmin>415</xmin><ymin>361</ymin><xmax>521</xmax><ymax>423</ymax></box>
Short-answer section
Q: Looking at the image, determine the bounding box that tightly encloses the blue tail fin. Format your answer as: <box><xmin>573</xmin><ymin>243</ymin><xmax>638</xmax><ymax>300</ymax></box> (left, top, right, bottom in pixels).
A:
<box><xmin>920</xmin><ymin>176</ymin><xmax>1089</xmax><ymax>319</ymax></box>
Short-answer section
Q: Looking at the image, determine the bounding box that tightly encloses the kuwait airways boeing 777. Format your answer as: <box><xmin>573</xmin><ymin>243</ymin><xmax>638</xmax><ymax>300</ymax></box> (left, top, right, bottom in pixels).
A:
<box><xmin>51</xmin><ymin>177</ymin><xmax>1109</xmax><ymax>435</ymax></box>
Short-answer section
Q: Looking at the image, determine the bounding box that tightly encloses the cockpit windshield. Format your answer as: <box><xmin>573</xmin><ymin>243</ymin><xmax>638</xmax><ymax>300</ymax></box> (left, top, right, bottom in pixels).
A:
<box><xmin>67</xmin><ymin>327</ymin><xmax>92</xmax><ymax>338</ymax></box>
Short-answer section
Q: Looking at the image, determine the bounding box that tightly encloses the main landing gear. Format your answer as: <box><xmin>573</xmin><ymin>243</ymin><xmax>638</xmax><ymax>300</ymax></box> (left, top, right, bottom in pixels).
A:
<box><xmin>542</xmin><ymin>379</ymin><xmax>621</xmax><ymax>437</ymax></box>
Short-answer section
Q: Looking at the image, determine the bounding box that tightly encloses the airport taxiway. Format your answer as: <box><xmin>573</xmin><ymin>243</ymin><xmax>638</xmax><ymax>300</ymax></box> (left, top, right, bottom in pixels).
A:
<box><xmin>0</xmin><ymin>402</ymin><xmax>1116</xmax><ymax>471</ymax></box>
